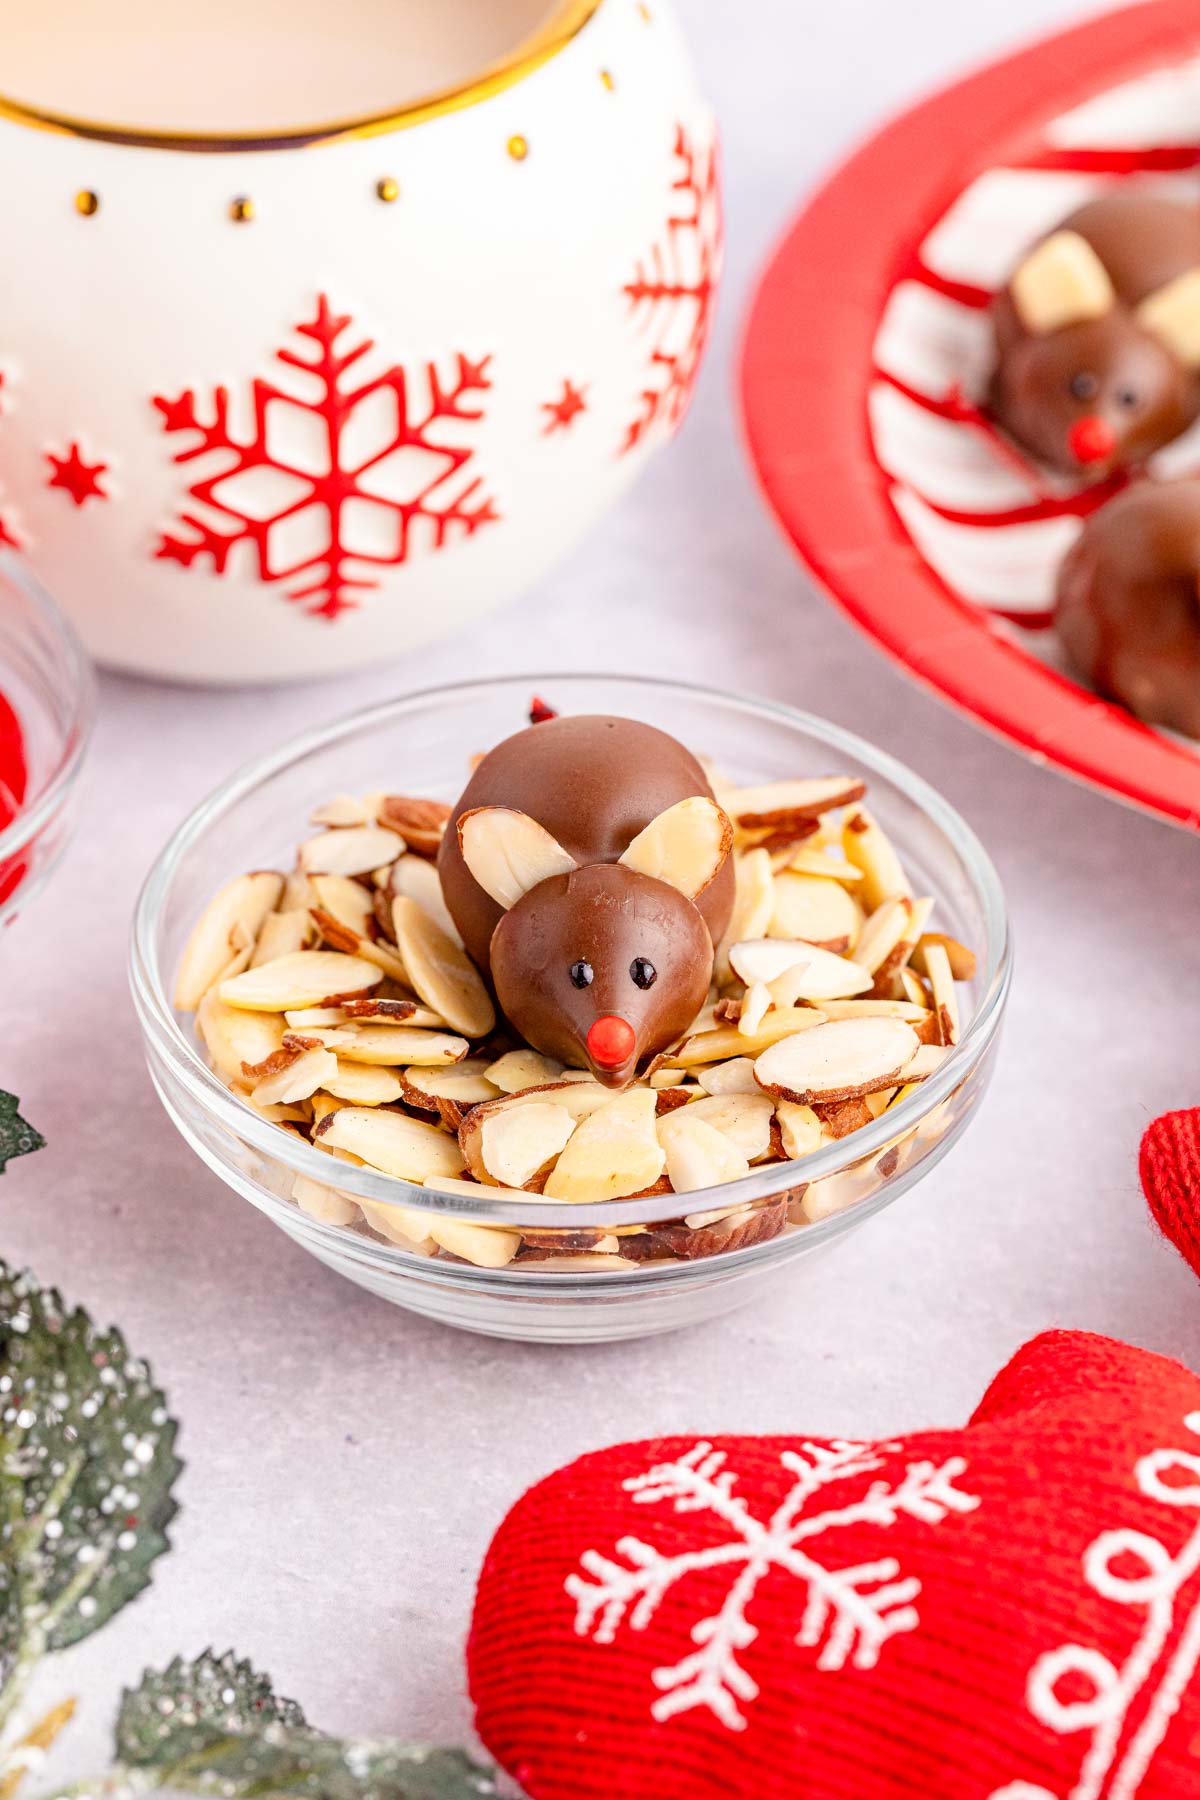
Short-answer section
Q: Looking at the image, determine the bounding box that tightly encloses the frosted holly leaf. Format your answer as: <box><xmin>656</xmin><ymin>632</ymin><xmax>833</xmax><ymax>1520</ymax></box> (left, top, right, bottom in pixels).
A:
<box><xmin>116</xmin><ymin>1651</ymin><xmax>501</xmax><ymax>1798</ymax></box>
<box><xmin>0</xmin><ymin>1090</ymin><xmax>45</xmax><ymax>1173</ymax></box>
<box><xmin>0</xmin><ymin>1259</ymin><xmax>180</xmax><ymax>1651</ymax></box>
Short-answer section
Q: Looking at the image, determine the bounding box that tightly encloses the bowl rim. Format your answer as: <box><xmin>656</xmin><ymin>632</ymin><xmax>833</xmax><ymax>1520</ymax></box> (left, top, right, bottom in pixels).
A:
<box><xmin>0</xmin><ymin>0</ymin><xmax>603</xmax><ymax>154</ymax></box>
<box><xmin>130</xmin><ymin>672</ymin><xmax>1012</xmax><ymax>1250</ymax></box>
<box><xmin>0</xmin><ymin>551</ymin><xmax>95</xmax><ymax>870</ymax></box>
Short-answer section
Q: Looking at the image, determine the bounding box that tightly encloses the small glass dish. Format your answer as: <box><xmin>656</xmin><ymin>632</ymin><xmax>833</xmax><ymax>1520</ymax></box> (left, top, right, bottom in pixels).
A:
<box><xmin>0</xmin><ymin>554</ymin><xmax>94</xmax><ymax>930</ymax></box>
<box><xmin>130</xmin><ymin>675</ymin><xmax>1010</xmax><ymax>1343</ymax></box>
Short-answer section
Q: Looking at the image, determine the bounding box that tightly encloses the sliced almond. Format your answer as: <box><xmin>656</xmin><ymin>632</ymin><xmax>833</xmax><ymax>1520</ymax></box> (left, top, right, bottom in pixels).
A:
<box><xmin>397</xmin><ymin>1059</ymin><xmax>502</xmax><ymax>1128</ymax></box>
<box><xmin>738</xmin><ymin>981</ymin><xmax>772</xmax><ymax>1037</ymax></box>
<box><xmin>377</xmin><ymin>795</ymin><xmax>451</xmax><ymax>857</ymax></box>
<box><xmin>813</xmin><ymin>1096</ymin><xmax>873</xmax><ymax>1139</ymax></box>
<box><xmin>251</xmin><ymin>1046</ymin><xmax>338</xmax><ymax>1108</ymax></box>
<box><xmin>733</xmin><ymin>937</ymin><xmax>872</xmax><ymax>1001</ymax></box>
<box><xmin>486</xmin><ymin>1048</ymin><xmax>565</xmax><ymax>1093</ymax></box>
<box><xmin>459</xmin><ymin>1080</ymin><xmax>612</xmax><ymax>1183</ymax></box>
<box><xmin>723</xmin><ymin>777</ymin><xmax>865</xmax><ymax>827</ymax></box>
<box><xmin>309</xmin><ymin>873</ymin><xmax>376</xmax><ymax>939</ymax></box>
<box><xmin>458</xmin><ymin>807</ymin><xmax>578</xmax><ymax>908</ymax></box>
<box><xmin>668</xmin><ymin>1007</ymin><xmax>828</xmax><ymax>1067</ymax></box>
<box><xmin>292</xmin><ymin>1173</ymin><xmax>359</xmax><ymax>1226</ymax></box>
<box><xmin>358</xmin><ymin>1199</ymin><xmax>438</xmax><ymax>1253</ymax></box>
<box><xmin>851</xmin><ymin>896</ymin><xmax>915</xmax><ymax>977</ymax></box>
<box><xmin>649</xmin><ymin>1068</ymin><xmax>687</xmax><ymax>1090</ymax></box>
<box><xmin>618</xmin><ymin>796</ymin><xmax>732</xmax><ymax>899</ymax></box>
<box><xmin>391</xmin><ymin>895</ymin><xmax>494</xmax><ymax>1038</ymax></box>
<box><xmin>317</xmin><ymin>1107</ymin><xmax>465</xmax><ymax>1182</ymax></box>
<box><xmin>175</xmin><ymin>872</ymin><xmax>285</xmax><ymax>1009</ymax></box>
<box><xmin>754</xmin><ymin>1016</ymin><xmax>920</xmax><ymax>1105</ymax></box>
<box><xmin>321</xmin><ymin>1062</ymin><xmax>405</xmax><ymax>1105</ymax></box>
<box><xmin>900</xmin><ymin>967</ymin><xmax>930</xmax><ymax>1009</ymax></box>
<box><xmin>543</xmin><ymin>1087</ymin><xmax>665</xmax><ymax>1203</ymax></box>
<box><xmin>775</xmin><ymin>1100</ymin><xmax>822</xmax><ymax>1158</ymax></box>
<box><xmin>914</xmin><ymin>932</ymin><xmax>977</xmax><ymax>983</ymax></box>
<box><xmin>426</xmin><ymin>1216</ymin><xmax>521</xmax><ymax>1268</ymax></box>
<box><xmin>842</xmin><ymin>808</ymin><xmax>910</xmax><ymax>912</ymax></box>
<box><xmin>898</xmin><ymin>1043</ymin><xmax>949</xmax><ymax>1081</ymax></box>
<box><xmin>480</xmin><ymin>1101</ymin><xmax>576</xmax><ymax>1189</ymax></box>
<box><xmin>196</xmin><ymin>989</ymin><xmax>286</xmax><ymax>1087</ymax></box>
<box><xmin>307</xmin><ymin>1024</ymin><xmax>467</xmax><ymax>1067</ymax></box>
<box><xmin>695</xmin><ymin>1057</ymin><xmax>762</xmax><ymax>1096</ymax></box>
<box><xmin>816</xmin><ymin>997</ymin><xmax>929</xmax><ymax>1022</ymax></box>
<box><xmin>251</xmin><ymin>907</ymin><xmax>315</xmax><ymax>968</ymax></box>
<box><xmin>512</xmin><ymin>1250</ymin><xmax>636</xmax><ymax>1272</ymax></box>
<box><xmin>657</xmin><ymin>1109</ymin><xmax>749</xmax><ymax>1193</ymax></box>
<box><xmin>714</xmin><ymin>848</ymin><xmax>774</xmax><ymax>984</ymax></box>
<box><xmin>309</xmin><ymin>793</ymin><xmax>383</xmax><ymax>829</ymax></box>
<box><xmin>620</xmin><ymin>1197</ymin><xmax>787</xmax><ymax>1262</ymax></box>
<box><xmin>685</xmin><ymin>1092</ymin><xmax>775</xmax><ymax>1161</ymax></box>
<box><xmin>311</xmin><ymin>1092</ymin><xmax>350</xmax><ymax>1126</ymax></box>
<box><xmin>921</xmin><ymin>942</ymin><xmax>960</xmax><ymax>1047</ymax></box>
<box><xmin>767</xmin><ymin>873</ymin><xmax>862</xmax><ymax>951</ymax></box>
<box><xmin>299</xmin><ymin>825</ymin><xmax>405</xmax><ymax>876</ymax></box>
<box><xmin>219</xmin><ymin>950</ymin><xmax>382</xmax><ymax>1012</ymax></box>
<box><xmin>388</xmin><ymin>854</ymin><xmax>462</xmax><ymax>946</ymax></box>
<box><xmin>787</xmin><ymin>848</ymin><xmax>864</xmax><ymax>884</ymax></box>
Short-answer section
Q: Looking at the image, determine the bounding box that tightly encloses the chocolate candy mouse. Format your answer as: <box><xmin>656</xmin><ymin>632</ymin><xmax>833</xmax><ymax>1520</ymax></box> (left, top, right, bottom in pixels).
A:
<box><xmin>990</xmin><ymin>193</ymin><xmax>1200</xmax><ymax>478</ymax></box>
<box><xmin>438</xmin><ymin>715</ymin><xmax>735</xmax><ymax>1088</ymax></box>
<box><xmin>1056</xmin><ymin>477</ymin><xmax>1200</xmax><ymax>738</ymax></box>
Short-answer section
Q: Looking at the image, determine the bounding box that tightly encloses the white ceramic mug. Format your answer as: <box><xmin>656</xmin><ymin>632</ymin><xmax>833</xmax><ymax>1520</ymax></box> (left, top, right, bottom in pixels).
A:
<box><xmin>0</xmin><ymin>0</ymin><xmax>719</xmax><ymax>682</ymax></box>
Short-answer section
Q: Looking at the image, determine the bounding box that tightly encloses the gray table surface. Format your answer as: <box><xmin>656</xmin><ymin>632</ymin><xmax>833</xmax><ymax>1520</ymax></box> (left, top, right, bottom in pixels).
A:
<box><xmin>7</xmin><ymin>0</ymin><xmax>1200</xmax><ymax>1781</ymax></box>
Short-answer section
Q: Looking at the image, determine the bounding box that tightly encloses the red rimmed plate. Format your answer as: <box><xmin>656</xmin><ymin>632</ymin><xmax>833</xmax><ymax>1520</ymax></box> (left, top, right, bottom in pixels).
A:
<box><xmin>741</xmin><ymin>0</ymin><xmax>1200</xmax><ymax>831</ymax></box>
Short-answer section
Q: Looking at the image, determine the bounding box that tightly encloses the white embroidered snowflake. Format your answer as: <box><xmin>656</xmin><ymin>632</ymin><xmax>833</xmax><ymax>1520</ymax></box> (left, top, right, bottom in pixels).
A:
<box><xmin>566</xmin><ymin>1437</ymin><xmax>980</xmax><ymax>1731</ymax></box>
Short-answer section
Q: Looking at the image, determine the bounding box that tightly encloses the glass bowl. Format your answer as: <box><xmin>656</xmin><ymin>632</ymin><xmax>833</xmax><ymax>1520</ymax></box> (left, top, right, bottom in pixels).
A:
<box><xmin>130</xmin><ymin>675</ymin><xmax>1010</xmax><ymax>1343</ymax></box>
<box><xmin>0</xmin><ymin>553</ymin><xmax>94</xmax><ymax>929</ymax></box>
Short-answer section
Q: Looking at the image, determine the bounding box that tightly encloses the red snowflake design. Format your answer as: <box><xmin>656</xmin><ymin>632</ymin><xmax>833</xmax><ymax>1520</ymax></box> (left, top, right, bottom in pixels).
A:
<box><xmin>542</xmin><ymin>379</ymin><xmax>588</xmax><ymax>436</ymax></box>
<box><xmin>46</xmin><ymin>442</ymin><xmax>108</xmax><ymax>507</ymax></box>
<box><xmin>154</xmin><ymin>295</ymin><xmax>499</xmax><ymax>621</ymax></box>
<box><xmin>620</xmin><ymin>123</ymin><xmax>721</xmax><ymax>455</ymax></box>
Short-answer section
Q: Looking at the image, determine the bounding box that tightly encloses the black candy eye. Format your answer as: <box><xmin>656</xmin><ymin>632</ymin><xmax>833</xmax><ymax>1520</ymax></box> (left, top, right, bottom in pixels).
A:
<box><xmin>569</xmin><ymin>960</ymin><xmax>593</xmax><ymax>989</ymax></box>
<box><xmin>629</xmin><ymin>957</ymin><xmax>657</xmax><ymax>989</ymax></box>
<box><xmin>1069</xmin><ymin>370</ymin><xmax>1099</xmax><ymax>402</ymax></box>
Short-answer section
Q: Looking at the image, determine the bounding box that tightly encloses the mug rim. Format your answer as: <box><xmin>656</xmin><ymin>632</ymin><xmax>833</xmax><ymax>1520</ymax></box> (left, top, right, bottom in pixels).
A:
<box><xmin>0</xmin><ymin>0</ymin><xmax>603</xmax><ymax>153</ymax></box>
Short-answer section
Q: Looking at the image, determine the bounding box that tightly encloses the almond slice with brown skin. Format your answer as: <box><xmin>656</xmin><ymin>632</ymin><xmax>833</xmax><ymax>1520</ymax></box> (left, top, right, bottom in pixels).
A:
<box><xmin>813</xmin><ymin>1096</ymin><xmax>873</xmax><ymax>1139</ymax></box>
<box><xmin>851</xmin><ymin>896</ymin><xmax>916</xmax><ymax>977</ymax></box>
<box><xmin>307</xmin><ymin>1024</ymin><xmax>468</xmax><ymax>1067</ymax></box>
<box><xmin>618</xmin><ymin>796</ymin><xmax>732</xmax><ymax>899</ymax></box>
<box><xmin>657</xmin><ymin>1109</ymin><xmax>750</xmax><ymax>1193</ymax></box>
<box><xmin>397</xmin><ymin>1059</ymin><xmax>501</xmax><ymax>1128</ymax></box>
<box><xmin>391</xmin><ymin>895</ymin><xmax>495</xmax><ymax>1038</ymax></box>
<box><xmin>737</xmin><ymin>981</ymin><xmax>772</xmax><ymax>1037</ymax></box>
<box><xmin>814</xmin><ymin>997</ymin><xmax>929</xmax><ymax>1023</ymax></box>
<box><xmin>913</xmin><ymin>932</ymin><xmax>976</xmax><ymax>982</ymax></box>
<box><xmin>920</xmin><ymin>942</ymin><xmax>960</xmax><ymax>1047</ymax></box>
<box><xmin>219</xmin><ymin>950</ymin><xmax>382</xmax><ymax>1012</ymax></box>
<box><xmin>377</xmin><ymin>796</ymin><xmax>451</xmax><ymax>857</ymax></box>
<box><xmin>841</xmin><ymin>808</ymin><xmax>910</xmax><ymax>911</ymax></box>
<box><xmin>321</xmin><ymin>1062</ymin><xmax>405</xmax><ymax>1105</ymax></box>
<box><xmin>733</xmin><ymin>938</ymin><xmax>872</xmax><ymax>1001</ymax></box>
<box><xmin>484</xmin><ymin>1048</ymin><xmax>564</xmax><ymax>1093</ymax></box>
<box><xmin>754</xmin><ymin>1016</ymin><xmax>920</xmax><ymax>1105</ymax></box>
<box><xmin>543</xmin><ymin>1087</ymin><xmax>665</xmax><ymax>1203</ymax></box>
<box><xmin>695</xmin><ymin>1057</ymin><xmax>762</xmax><ymax>1096</ymax></box>
<box><xmin>459</xmin><ymin>1080</ymin><xmax>613</xmax><ymax>1183</ymax></box>
<box><xmin>723</xmin><ymin>777</ymin><xmax>865</xmax><ymax>827</ymax></box>
<box><xmin>388</xmin><ymin>853</ymin><xmax>462</xmax><ymax>945</ymax></box>
<box><xmin>685</xmin><ymin>1092</ymin><xmax>776</xmax><ymax>1162</ymax></box>
<box><xmin>175</xmin><ymin>872</ymin><xmax>285</xmax><ymax>1009</ymax></box>
<box><xmin>309</xmin><ymin>874</ymin><xmax>376</xmax><ymax>939</ymax></box>
<box><xmin>458</xmin><ymin>808</ymin><xmax>578</xmax><ymax>909</ymax></box>
<box><xmin>250</xmin><ymin>908</ymin><xmax>316</xmax><ymax>968</ymax></box>
<box><xmin>714</xmin><ymin>847</ymin><xmax>774</xmax><ymax>984</ymax></box>
<box><xmin>337</xmin><ymin>999</ymin><xmax>446</xmax><ymax>1028</ymax></box>
<box><xmin>897</xmin><ymin>1043</ymin><xmax>949</xmax><ymax>1082</ymax></box>
<box><xmin>316</xmin><ymin>1106</ymin><xmax>465</xmax><ymax>1182</ymax></box>
<box><xmin>767</xmin><ymin>873</ymin><xmax>862</xmax><ymax>950</ymax></box>
<box><xmin>619</xmin><ymin>1196</ymin><xmax>788</xmax><ymax>1262</ymax></box>
<box><xmin>774</xmin><ymin>1100</ymin><xmax>822</xmax><ymax>1158</ymax></box>
<box><xmin>299</xmin><ymin>825</ymin><xmax>406</xmax><ymax>876</ymax></box>
<box><xmin>251</xmin><ymin>1046</ymin><xmax>338</xmax><ymax>1108</ymax></box>
<box><xmin>480</xmin><ymin>1101</ymin><xmax>576</xmax><ymax>1188</ymax></box>
<box><xmin>308</xmin><ymin>907</ymin><xmax>410</xmax><ymax>986</ymax></box>
<box><xmin>669</xmin><ymin>1007</ymin><xmax>828</xmax><ymax>1067</ymax></box>
<box><xmin>196</xmin><ymin>990</ymin><xmax>286</xmax><ymax>1087</ymax></box>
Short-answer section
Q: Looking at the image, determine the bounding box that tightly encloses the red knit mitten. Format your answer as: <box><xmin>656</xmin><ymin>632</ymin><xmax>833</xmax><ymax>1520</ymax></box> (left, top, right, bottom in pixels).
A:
<box><xmin>470</xmin><ymin>1331</ymin><xmax>1200</xmax><ymax>1800</ymax></box>
<box><xmin>1141</xmin><ymin>1108</ymin><xmax>1200</xmax><ymax>1278</ymax></box>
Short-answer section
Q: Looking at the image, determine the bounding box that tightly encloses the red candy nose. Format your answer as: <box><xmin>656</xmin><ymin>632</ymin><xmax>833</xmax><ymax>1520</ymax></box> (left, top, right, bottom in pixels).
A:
<box><xmin>1068</xmin><ymin>415</ymin><xmax>1117</xmax><ymax>464</ymax></box>
<box><xmin>587</xmin><ymin>1015</ymin><xmax>636</xmax><ymax>1068</ymax></box>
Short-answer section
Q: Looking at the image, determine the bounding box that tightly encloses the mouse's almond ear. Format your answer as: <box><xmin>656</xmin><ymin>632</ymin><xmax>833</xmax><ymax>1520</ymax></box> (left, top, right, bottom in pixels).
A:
<box><xmin>458</xmin><ymin>807</ymin><xmax>578</xmax><ymax>910</ymax></box>
<box><xmin>1137</xmin><ymin>268</ymin><xmax>1200</xmax><ymax>368</ymax></box>
<box><xmin>1010</xmin><ymin>229</ymin><xmax>1116</xmax><ymax>334</ymax></box>
<box><xmin>619</xmin><ymin>796</ymin><xmax>732</xmax><ymax>900</ymax></box>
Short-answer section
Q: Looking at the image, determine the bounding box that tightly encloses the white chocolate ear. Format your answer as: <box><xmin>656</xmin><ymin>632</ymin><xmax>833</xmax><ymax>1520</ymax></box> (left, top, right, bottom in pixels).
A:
<box><xmin>458</xmin><ymin>808</ymin><xmax>578</xmax><ymax>910</ymax></box>
<box><xmin>619</xmin><ymin>796</ymin><xmax>732</xmax><ymax>900</ymax></box>
<box><xmin>1137</xmin><ymin>268</ymin><xmax>1200</xmax><ymax>368</ymax></box>
<box><xmin>1010</xmin><ymin>230</ymin><xmax>1116</xmax><ymax>335</ymax></box>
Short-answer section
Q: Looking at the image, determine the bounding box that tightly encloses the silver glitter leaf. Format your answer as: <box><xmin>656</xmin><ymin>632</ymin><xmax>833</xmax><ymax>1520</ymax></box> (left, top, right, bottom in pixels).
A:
<box><xmin>0</xmin><ymin>1259</ymin><xmax>181</xmax><ymax>1654</ymax></box>
<box><xmin>116</xmin><ymin>1651</ymin><xmax>501</xmax><ymax>1798</ymax></box>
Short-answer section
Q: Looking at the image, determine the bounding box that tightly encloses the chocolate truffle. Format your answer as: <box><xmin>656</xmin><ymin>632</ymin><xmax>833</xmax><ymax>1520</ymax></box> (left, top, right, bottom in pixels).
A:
<box><xmin>1055</xmin><ymin>478</ymin><xmax>1200</xmax><ymax>738</ymax></box>
<box><xmin>439</xmin><ymin>714</ymin><xmax>736</xmax><ymax>1085</ymax></box>
<box><xmin>990</xmin><ymin>193</ymin><xmax>1200</xmax><ymax>478</ymax></box>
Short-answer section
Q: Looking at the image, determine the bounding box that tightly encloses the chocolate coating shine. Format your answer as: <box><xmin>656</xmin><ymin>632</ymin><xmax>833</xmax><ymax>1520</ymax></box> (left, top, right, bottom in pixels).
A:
<box><xmin>990</xmin><ymin>194</ymin><xmax>1200</xmax><ymax>478</ymax></box>
<box><xmin>1056</xmin><ymin>479</ymin><xmax>1200</xmax><ymax>739</ymax></box>
<box><xmin>490</xmin><ymin>864</ymin><xmax>714</xmax><ymax>1087</ymax></box>
<box><xmin>438</xmin><ymin>714</ymin><xmax>735</xmax><ymax>1083</ymax></box>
